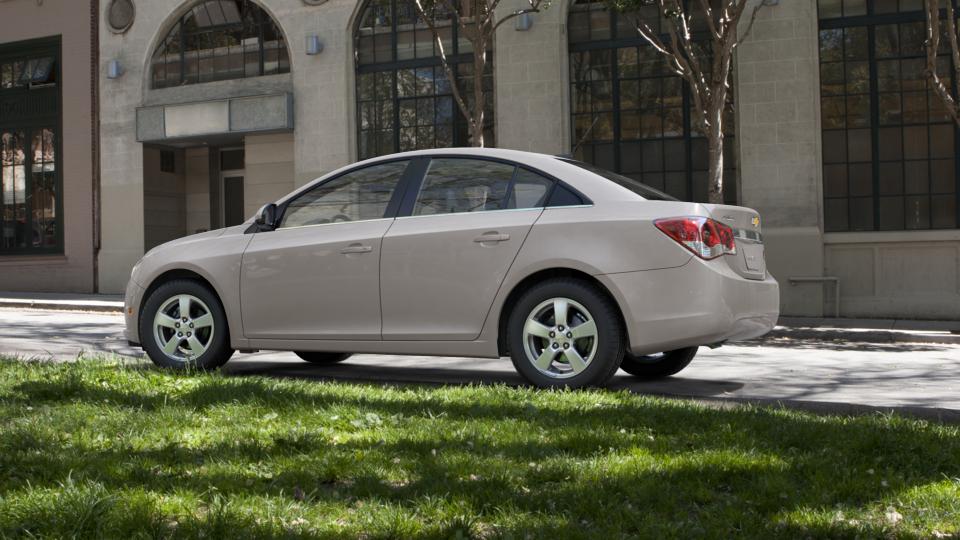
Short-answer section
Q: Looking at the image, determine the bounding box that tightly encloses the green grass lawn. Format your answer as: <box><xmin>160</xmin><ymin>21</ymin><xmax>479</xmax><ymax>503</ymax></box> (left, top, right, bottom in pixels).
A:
<box><xmin>0</xmin><ymin>358</ymin><xmax>958</xmax><ymax>539</ymax></box>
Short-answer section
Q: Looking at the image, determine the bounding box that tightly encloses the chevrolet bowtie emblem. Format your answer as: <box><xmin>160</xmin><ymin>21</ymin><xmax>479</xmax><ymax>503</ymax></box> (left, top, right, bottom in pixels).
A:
<box><xmin>751</xmin><ymin>216</ymin><xmax>760</xmax><ymax>227</ymax></box>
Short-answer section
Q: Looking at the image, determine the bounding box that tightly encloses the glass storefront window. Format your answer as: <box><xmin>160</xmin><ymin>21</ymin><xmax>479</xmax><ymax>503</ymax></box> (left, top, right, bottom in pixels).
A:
<box><xmin>819</xmin><ymin>1</ymin><xmax>959</xmax><ymax>231</ymax></box>
<box><xmin>1</xmin><ymin>40</ymin><xmax>60</xmax><ymax>255</ymax></box>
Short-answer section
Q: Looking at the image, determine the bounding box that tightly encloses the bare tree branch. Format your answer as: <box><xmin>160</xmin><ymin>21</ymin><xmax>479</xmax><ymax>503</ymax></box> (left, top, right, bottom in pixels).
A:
<box><xmin>412</xmin><ymin>0</ymin><xmax>475</xmax><ymax>133</ymax></box>
<box><xmin>626</xmin><ymin>0</ymin><xmax>767</xmax><ymax>203</ymax></box>
<box><xmin>925</xmin><ymin>0</ymin><xmax>960</xmax><ymax>126</ymax></box>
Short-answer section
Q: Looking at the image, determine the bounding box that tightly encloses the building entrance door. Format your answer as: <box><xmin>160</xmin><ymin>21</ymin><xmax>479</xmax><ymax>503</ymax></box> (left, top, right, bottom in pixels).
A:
<box><xmin>223</xmin><ymin>174</ymin><xmax>244</xmax><ymax>227</ymax></box>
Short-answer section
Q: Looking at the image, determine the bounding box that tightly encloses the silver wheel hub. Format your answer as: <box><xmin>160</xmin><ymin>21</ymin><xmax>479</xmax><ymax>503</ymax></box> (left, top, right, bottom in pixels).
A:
<box><xmin>152</xmin><ymin>294</ymin><xmax>215</xmax><ymax>362</ymax></box>
<box><xmin>522</xmin><ymin>297</ymin><xmax>599</xmax><ymax>379</ymax></box>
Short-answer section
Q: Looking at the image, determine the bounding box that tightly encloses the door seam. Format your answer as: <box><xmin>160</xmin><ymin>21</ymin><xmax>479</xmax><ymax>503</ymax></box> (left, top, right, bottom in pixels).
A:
<box><xmin>473</xmin><ymin>207</ymin><xmax>546</xmax><ymax>341</ymax></box>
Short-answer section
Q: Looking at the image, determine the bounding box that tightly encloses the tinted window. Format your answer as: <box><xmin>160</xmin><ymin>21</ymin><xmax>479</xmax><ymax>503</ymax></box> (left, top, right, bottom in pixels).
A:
<box><xmin>280</xmin><ymin>161</ymin><xmax>407</xmax><ymax>228</ymax></box>
<box><xmin>559</xmin><ymin>158</ymin><xmax>678</xmax><ymax>201</ymax></box>
<box><xmin>508</xmin><ymin>169</ymin><xmax>554</xmax><ymax>209</ymax></box>
<box><xmin>413</xmin><ymin>158</ymin><xmax>516</xmax><ymax>215</ymax></box>
<box><xmin>547</xmin><ymin>183</ymin><xmax>586</xmax><ymax>207</ymax></box>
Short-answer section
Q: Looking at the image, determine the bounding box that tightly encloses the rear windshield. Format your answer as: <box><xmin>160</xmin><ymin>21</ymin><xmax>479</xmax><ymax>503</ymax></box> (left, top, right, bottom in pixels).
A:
<box><xmin>558</xmin><ymin>158</ymin><xmax>678</xmax><ymax>201</ymax></box>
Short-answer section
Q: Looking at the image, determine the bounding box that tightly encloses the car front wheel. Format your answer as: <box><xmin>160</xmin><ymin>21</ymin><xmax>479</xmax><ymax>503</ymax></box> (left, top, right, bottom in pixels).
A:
<box><xmin>619</xmin><ymin>347</ymin><xmax>698</xmax><ymax>378</ymax></box>
<box><xmin>139</xmin><ymin>280</ymin><xmax>234</xmax><ymax>370</ymax></box>
<box><xmin>295</xmin><ymin>352</ymin><xmax>352</xmax><ymax>364</ymax></box>
<box><xmin>508</xmin><ymin>279</ymin><xmax>625</xmax><ymax>389</ymax></box>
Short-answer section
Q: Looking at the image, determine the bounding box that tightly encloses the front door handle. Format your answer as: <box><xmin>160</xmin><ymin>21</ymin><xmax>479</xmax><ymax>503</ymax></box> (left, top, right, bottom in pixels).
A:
<box><xmin>473</xmin><ymin>232</ymin><xmax>510</xmax><ymax>243</ymax></box>
<box><xmin>340</xmin><ymin>243</ymin><xmax>373</xmax><ymax>254</ymax></box>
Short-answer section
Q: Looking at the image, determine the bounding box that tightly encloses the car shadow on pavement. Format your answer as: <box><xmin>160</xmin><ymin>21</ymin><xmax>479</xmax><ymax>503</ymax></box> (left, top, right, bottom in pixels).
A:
<box><xmin>223</xmin><ymin>358</ymin><xmax>747</xmax><ymax>398</ymax></box>
<box><xmin>739</xmin><ymin>336</ymin><xmax>950</xmax><ymax>353</ymax></box>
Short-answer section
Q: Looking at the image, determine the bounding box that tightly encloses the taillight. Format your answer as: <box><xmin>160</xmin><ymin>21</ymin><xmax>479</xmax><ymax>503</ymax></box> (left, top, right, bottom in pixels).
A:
<box><xmin>654</xmin><ymin>217</ymin><xmax>737</xmax><ymax>260</ymax></box>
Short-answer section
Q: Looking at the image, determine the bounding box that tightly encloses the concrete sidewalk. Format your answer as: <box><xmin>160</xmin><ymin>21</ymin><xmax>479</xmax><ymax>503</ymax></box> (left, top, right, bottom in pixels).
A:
<box><xmin>1</xmin><ymin>291</ymin><xmax>958</xmax><ymax>345</ymax></box>
<box><xmin>0</xmin><ymin>291</ymin><xmax>124</xmax><ymax>313</ymax></box>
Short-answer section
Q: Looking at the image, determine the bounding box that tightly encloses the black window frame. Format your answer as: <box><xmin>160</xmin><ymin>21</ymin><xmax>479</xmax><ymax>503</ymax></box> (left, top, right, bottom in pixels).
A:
<box><xmin>150</xmin><ymin>0</ymin><xmax>290</xmax><ymax>89</ymax></box>
<box><xmin>567</xmin><ymin>0</ymin><xmax>738</xmax><ymax>205</ymax></box>
<box><xmin>0</xmin><ymin>36</ymin><xmax>63</xmax><ymax>256</ymax></box>
<box><xmin>353</xmin><ymin>0</ymin><xmax>495</xmax><ymax>160</ymax></box>
<box><xmin>818</xmin><ymin>0</ymin><xmax>960</xmax><ymax>231</ymax></box>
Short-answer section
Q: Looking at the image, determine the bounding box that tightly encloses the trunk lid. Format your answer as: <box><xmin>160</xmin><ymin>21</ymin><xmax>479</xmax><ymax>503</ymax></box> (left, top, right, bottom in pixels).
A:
<box><xmin>704</xmin><ymin>204</ymin><xmax>766</xmax><ymax>280</ymax></box>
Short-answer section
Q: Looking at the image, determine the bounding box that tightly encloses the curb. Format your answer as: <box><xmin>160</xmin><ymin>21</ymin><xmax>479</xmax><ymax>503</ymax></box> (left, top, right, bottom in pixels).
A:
<box><xmin>763</xmin><ymin>327</ymin><xmax>960</xmax><ymax>346</ymax></box>
<box><xmin>0</xmin><ymin>300</ymin><xmax>124</xmax><ymax>314</ymax></box>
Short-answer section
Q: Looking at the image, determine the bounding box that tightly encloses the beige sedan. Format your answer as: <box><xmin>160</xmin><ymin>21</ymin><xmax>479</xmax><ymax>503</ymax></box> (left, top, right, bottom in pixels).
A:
<box><xmin>125</xmin><ymin>148</ymin><xmax>779</xmax><ymax>388</ymax></box>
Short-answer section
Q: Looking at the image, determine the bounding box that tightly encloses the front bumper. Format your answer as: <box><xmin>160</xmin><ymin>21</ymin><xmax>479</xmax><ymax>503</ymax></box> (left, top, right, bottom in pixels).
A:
<box><xmin>598</xmin><ymin>257</ymin><xmax>780</xmax><ymax>356</ymax></box>
<box><xmin>124</xmin><ymin>278</ymin><xmax>145</xmax><ymax>346</ymax></box>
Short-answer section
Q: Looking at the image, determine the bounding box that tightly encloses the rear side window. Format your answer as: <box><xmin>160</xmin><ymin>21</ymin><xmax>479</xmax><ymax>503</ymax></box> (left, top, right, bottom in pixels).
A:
<box><xmin>414</xmin><ymin>158</ymin><xmax>516</xmax><ymax>215</ymax></box>
<box><xmin>412</xmin><ymin>158</ymin><xmax>558</xmax><ymax>216</ymax></box>
<box><xmin>558</xmin><ymin>158</ymin><xmax>678</xmax><ymax>201</ymax></box>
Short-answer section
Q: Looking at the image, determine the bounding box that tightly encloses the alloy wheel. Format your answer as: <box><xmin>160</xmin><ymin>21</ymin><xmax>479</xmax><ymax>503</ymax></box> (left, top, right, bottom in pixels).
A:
<box><xmin>152</xmin><ymin>294</ymin><xmax>215</xmax><ymax>362</ymax></box>
<box><xmin>521</xmin><ymin>297</ymin><xmax>599</xmax><ymax>379</ymax></box>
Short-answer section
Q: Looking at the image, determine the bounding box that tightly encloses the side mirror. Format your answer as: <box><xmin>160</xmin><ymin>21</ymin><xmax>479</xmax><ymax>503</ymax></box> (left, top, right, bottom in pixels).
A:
<box><xmin>254</xmin><ymin>203</ymin><xmax>278</xmax><ymax>231</ymax></box>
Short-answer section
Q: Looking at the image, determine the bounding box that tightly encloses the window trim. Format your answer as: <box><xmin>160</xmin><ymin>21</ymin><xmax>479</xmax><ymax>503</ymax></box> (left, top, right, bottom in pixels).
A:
<box><xmin>0</xmin><ymin>36</ymin><xmax>63</xmax><ymax>256</ymax></box>
<box><xmin>818</xmin><ymin>1</ymin><xmax>960</xmax><ymax>231</ymax></box>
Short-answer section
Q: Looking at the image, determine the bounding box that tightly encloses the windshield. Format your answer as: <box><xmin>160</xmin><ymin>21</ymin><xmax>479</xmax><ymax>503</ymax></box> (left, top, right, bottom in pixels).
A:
<box><xmin>558</xmin><ymin>158</ymin><xmax>679</xmax><ymax>201</ymax></box>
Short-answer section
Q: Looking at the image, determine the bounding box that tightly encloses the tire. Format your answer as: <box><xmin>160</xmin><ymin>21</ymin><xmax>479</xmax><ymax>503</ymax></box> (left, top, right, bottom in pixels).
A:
<box><xmin>295</xmin><ymin>352</ymin><xmax>352</xmax><ymax>364</ymax></box>
<box><xmin>507</xmin><ymin>278</ymin><xmax>625</xmax><ymax>389</ymax></box>
<box><xmin>139</xmin><ymin>279</ymin><xmax>234</xmax><ymax>370</ymax></box>
<box><xmin>619</xmin><ymin>347</ymin><xmax>698</xmax><ymax>379</ymax></box>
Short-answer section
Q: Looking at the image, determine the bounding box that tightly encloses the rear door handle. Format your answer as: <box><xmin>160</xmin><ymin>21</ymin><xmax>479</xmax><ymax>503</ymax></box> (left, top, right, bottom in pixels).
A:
<box><xmin>473</xmin><ymin>232</ymin><xmax>510</xmax><ymax>243</ymax></box>
<box><xmin>340</xmin><ymin>243</ymin><xmax>373</xmax><ymax>254</ymax></box>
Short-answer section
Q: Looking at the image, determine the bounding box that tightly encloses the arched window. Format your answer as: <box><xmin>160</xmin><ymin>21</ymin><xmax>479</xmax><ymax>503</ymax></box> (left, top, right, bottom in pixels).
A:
<box><xmin>567</xmin><ymin>0</ymin><xmax>736</xmax><ymax>203</ymax></box>
<box><xmin>354</xmin><ymin>0</ymin><xmax>493</xmax><ymax>160</ymax></box>
<box><xmin>151</xmin><ymin>0</ymin><xmax>289</xmax><ymax>89</ymax></box>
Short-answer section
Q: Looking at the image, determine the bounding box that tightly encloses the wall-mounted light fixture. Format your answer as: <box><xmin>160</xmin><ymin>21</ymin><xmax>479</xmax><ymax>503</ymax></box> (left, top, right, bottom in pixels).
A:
<box><xmin>305</xmin><ymin>35</ymin><xmax>323</xmax><ymax>55</ymax></box>
<box><xmin>515</xmin><ymin>12</ymin><xmax>533</xmax><ymax>31</ymax></box>
<box><xmin>107</xmin><ymin>59</ymin><xmax>124</xmax><ymax>79</ymax></box>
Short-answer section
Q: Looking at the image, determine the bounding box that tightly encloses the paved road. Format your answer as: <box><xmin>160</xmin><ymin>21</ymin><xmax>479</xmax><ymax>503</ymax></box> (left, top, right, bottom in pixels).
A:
<box><xmin>1</xmin><ymin>308</ymin><xmax>958</xmax><ymax>416</ymax></box>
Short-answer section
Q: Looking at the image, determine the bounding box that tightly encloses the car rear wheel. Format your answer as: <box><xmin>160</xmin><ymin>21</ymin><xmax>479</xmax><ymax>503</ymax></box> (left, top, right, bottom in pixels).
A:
<box><xmin>295</xmin><ymin>352</ymin><xmax>352</xmax><ymax>364</ymax></box>
<box><xmin>619</xmin><ymin>347</ymin><xmax>698</xmax><ymax>378</ymax></box>
<box><xmin>508</xmin><ymin>279</ymin><xmax>624</xmax><ymax>389</ymax></box>
<box><xmin>139</xmin><ymin>280</ymin><xmax>234</xmax><ymax>370</ymax></box>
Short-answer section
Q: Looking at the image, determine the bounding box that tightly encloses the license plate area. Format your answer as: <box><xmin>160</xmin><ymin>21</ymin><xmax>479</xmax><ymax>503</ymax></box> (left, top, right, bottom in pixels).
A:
<box><xmin>742</xmin><ymin>244</ymin><xmax>764</xmax><ymax>271</ymax></box>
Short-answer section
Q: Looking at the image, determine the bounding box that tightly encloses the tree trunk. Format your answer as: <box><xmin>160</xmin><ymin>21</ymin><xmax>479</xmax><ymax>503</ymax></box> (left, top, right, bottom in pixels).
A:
<box><xmin>470</xmin><ymin>45</ymin><xmax>487</xmax><ymax>147</ymax></box>
<box><xmin>706</xmin><ymin>103</ymin><xmax>725</xmax><ymax>205</ymax></box>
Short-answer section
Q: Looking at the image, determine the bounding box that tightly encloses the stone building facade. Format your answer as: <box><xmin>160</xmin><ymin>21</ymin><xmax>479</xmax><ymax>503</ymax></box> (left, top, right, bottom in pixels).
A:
<box><xmin>0</xmin><ymin>0</ymin><xmax>98</xmax><ymax>292</ymax></box>
<box><xmin>4</xmin><ymin>0</ymin><xmax>960</xmax><ymax>320</ymax></box>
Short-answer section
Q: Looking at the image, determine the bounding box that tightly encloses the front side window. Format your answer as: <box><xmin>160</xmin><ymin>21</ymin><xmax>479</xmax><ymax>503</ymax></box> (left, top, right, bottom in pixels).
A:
<box><xmin>280</xmin><ymin>161</ymin><xmax>408</xmax><ymax>228</ymax></box>
<box><xmin>819</xmin><ymin>1</ymin><xmax>959</xmax><ymax>231</ymax></box>
<box><xmin>151</xmin><ymin>0</ymin><xmax>290</xmax><ymax>89</ymax></box>
<box><xmin>354</xmin><ymin>0</ymin><xmax>494</xmax><ymax>160</ymax></box>
<box><xmin>413</xmin><ymin>158</ymin><xmax>554</xmax><ymax>216</ymax></box>
<box><xmin>1</xmin><ymin>40</ymin><xmax>60</xmax><ymax>254</ymax></box>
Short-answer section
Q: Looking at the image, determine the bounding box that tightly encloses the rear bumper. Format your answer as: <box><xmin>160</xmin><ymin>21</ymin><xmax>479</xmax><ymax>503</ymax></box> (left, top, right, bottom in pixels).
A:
<box><xmin>124</xmin><ymin>279</ymin><xmax>145</xmax><ymax>346</ymax></box>
<box><xmin>598</xmin><ymin>257</ymin><xmax>780</xmax><ymax>356</ymax></box>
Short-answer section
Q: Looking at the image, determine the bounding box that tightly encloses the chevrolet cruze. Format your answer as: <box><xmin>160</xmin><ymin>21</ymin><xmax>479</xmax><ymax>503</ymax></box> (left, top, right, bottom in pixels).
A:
<box><xmin>125</xmin><ymin>148</ymin><xmax>779</xmax><ymax>388</ymax></box>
